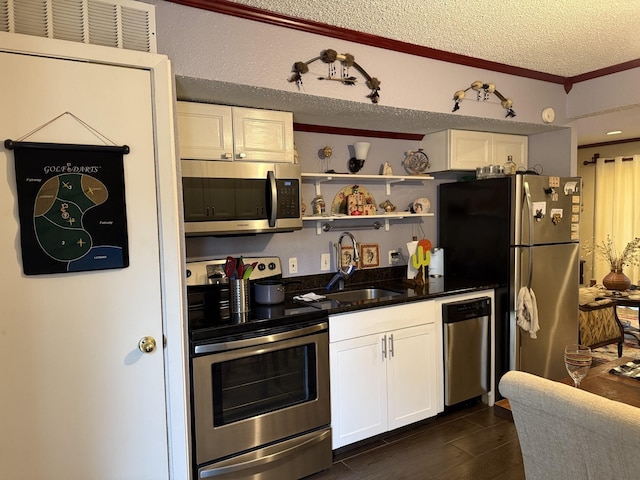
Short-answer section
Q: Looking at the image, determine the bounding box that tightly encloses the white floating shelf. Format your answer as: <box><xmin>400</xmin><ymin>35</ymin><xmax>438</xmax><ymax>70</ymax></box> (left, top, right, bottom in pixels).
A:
<box><xmin>301</xmin><ymin>172</ymin><xmax>432</xmax><ymax>196</ymax></box>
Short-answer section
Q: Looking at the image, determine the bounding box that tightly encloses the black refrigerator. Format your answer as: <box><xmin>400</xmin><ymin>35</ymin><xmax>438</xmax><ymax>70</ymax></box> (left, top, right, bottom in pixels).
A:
<box><xmin>439</xmin><ymin>174</ymin><xmax>581</xmax><ymax>381</ymax></box>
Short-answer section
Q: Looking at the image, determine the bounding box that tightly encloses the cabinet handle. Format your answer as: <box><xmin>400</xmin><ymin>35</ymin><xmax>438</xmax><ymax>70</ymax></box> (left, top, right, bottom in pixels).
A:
<box><xmin>224</xmin><ymin>152</ymin><xmax>233</xmax><ymax>159</ymax></box>
<box><xmin>389</xmin><ymin>333</ymin><xmax>394</xmax><ymax>358</ymax></box>
<box><xmin>381</xmin><ymin>335</ymin><xmax>387</xmax><ymax>359</ymax></box>
<box><xmin>238</xmin><ymin>152</ymin><xmax>247</xmax><ymax>159</ymax></box>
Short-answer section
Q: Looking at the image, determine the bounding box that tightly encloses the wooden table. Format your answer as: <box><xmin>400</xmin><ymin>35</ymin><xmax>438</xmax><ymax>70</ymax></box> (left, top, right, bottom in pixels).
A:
<box><xmin>558</xmin><ymin>356</ymin><xmax>640</xmax><ymax>408</ymax></box>
<box><xmin>495</xmin><ymin>356</ymin><xmax>640</xmax><ymax>420</ymax></box>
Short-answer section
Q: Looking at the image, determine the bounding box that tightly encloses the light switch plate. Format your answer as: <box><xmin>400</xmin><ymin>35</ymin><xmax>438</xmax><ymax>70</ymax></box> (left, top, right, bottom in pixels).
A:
<box><xmin>321</xmin><ymin>253</ymin><xmax>331</xmax><ymax>271</ymax></box>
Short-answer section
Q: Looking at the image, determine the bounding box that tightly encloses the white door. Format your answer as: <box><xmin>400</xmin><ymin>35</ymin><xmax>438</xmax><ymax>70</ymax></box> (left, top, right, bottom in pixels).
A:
<box><xmin>330</xmin><ymin>333</ymin><xmax>387</xmax><ymax>449</ymax></box>
<box><xmin>386</xmin><ymin>323</ymin><xmax>438</xmax><ymax>430</ymax></box>
<box><xmin>0</xmin><ymin>51</ymin><xmax>170</xmax><ymax>479</ymax></box>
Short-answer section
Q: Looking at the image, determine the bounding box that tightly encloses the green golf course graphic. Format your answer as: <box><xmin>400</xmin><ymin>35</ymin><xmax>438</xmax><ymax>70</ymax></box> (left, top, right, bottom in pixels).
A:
<box><xmin>33</xmin><ymin>173</ymin><xmax>108</xmax><ymax>262</ymax></box>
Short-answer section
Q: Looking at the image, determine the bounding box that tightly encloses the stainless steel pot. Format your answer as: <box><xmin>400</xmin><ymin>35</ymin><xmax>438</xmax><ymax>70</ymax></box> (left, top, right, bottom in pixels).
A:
<box><xmin>254</xmin><ymin>280</ymin><xmax>285</xmax><ymax>305</ymax></box>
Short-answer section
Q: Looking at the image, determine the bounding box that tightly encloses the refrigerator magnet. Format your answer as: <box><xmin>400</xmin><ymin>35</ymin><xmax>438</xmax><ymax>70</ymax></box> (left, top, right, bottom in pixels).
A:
<box><xmin>564</xmin><ymin>181</ymin><xmax>578</xmax><ymax>195</ymax></box>
<box><xmin>551</xmin><ymin>208</ymin><xmax>563</xmax><ymax>225</ymax></box>
<box><xmin>532</xmin><ymin>201</ymin><xmax>546</xmax><ymax>221</ymax></box>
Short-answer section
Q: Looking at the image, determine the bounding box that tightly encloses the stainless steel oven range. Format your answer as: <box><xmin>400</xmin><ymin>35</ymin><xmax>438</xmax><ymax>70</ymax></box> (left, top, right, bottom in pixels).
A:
<box><xmin>187</xmin><ymin>257</ymin><xmax>332</xmax><ymax>480</ymax></box>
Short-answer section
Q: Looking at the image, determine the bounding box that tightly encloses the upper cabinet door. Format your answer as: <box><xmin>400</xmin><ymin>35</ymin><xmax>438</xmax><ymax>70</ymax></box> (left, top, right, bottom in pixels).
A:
<box><xmin>177</xmin><ymin>102</ymin><xmax>234</xmax><ymax>160</ymax></box>
<box><xmin>424</xmin><ymin>129</ymin><xmax>528</xmax><ymax>172</ymax></box>
<box><xmin>232</xmin><ymin>107</ymin><xmax>294</xmax><ymax>163</ymax></box>
<box><xmin>449</xmin><ymin>130</ymin><xmax>493</xmax><ymax>170</ymax></box>
<box><xmin>493</xmin><ymin>134</ymin><xmax>528</xmax><ymax>170</ymax></box>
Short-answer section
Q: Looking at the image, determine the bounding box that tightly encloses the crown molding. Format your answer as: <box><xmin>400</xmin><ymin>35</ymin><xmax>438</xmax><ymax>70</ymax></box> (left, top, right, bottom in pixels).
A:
<box><xmin>167</xmin><ymin>0</ymin><xmax>640</xmax><ymax>91</ymax></box>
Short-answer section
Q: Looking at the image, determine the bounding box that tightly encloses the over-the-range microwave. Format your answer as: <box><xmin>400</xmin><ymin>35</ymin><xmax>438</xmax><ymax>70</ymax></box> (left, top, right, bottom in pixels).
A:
<box><xmin>181</xmin><ymin>160</ymin><xmax>302</xmax><ymax>236</ymax></box>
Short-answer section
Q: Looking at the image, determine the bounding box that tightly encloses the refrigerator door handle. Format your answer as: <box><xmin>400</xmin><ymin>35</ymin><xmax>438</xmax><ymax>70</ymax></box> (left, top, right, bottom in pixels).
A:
<box><xmin>523</xmin><ymin>181</ymin><xmax>534</xmax><ymax>288</ymax></box>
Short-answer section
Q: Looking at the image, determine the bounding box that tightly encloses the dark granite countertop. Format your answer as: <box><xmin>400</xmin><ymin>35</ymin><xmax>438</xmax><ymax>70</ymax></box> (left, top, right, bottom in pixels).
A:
<box><xmin>188</xmin><ymin>266</ymin><xmax>497</xmax><ymax>344</ymax></box>
<box><xmin>281</xmin><ymin>266</ymin><xmax>497</xmax><ymax>315</ymax></box>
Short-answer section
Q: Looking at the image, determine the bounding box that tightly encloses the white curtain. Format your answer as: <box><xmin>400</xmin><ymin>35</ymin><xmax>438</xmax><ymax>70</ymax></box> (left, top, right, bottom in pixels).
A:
<box><xmin>593</xmin><ymin>155</ymin><xmax>640</xmax><ymax>284</ymax></box>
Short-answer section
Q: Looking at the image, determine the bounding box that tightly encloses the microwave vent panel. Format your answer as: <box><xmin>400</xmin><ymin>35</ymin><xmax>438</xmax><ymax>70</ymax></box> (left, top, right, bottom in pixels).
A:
<box><xmin>0</xmin><ymin>0</ymin><xmax>156</xmax><ymax>53</ymax></box>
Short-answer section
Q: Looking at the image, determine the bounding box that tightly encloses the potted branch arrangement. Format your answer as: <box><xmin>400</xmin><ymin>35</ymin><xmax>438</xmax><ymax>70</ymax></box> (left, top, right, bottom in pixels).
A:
<box><xmin>591</xmin><ymin>236</ymin><xmax>640</xmax><ymax>290</ymax></box>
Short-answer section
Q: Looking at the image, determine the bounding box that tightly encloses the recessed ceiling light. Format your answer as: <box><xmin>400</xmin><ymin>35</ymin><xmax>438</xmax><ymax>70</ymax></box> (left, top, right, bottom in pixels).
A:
<box><xmin>606</xmin><ymin>130</ymin><xmax>622</xmax><ymax>135</ymax></box>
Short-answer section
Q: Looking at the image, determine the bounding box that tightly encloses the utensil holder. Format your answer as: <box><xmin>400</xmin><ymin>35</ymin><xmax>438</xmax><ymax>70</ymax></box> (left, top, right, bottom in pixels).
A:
<box><xmin>230</xmin><ymin>279</ymin><xmax>250</xmax><ymax>313</ymax></box>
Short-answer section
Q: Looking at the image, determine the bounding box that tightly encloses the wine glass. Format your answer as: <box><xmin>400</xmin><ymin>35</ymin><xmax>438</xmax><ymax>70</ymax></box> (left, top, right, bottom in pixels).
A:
<box><xmin>564</xmin><ymin>344</ymin><xmax>592</xmax><ymax>388</ymax></box>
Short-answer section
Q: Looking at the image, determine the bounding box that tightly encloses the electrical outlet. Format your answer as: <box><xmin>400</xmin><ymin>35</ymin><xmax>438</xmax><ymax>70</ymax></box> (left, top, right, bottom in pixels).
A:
<box><xmin>288</xmin><ymin>257</ymin><xmax>298</xmax><ymax>274</ymax></box>
<box><xmin>321</xmin><ymin>253</ymin><xmax>331</xmax><ymax>271</ymax></box>
<box><xmin>388</xmin><ymin>249</ymin><xmax>399</xmax><ymax>265</ymax></box>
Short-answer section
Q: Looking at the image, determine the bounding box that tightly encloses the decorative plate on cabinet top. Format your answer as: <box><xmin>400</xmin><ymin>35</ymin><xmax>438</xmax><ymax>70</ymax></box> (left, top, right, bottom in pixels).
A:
<box><xmin>331</xmin><ymin>185</ymin><xmax>377</xmax><ymax>215</ymax></box>
<box><xmin>403</xmin><ymin>149</ymin><xmax>430</xmax><ymax>174</ymax></box>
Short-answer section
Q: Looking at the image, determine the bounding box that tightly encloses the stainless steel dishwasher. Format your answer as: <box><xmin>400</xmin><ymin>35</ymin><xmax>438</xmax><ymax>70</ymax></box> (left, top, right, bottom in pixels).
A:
<box><xmin>443</xmin><ymin>297</ymin><xmax>491</xmax><ymax>406</ymax></box>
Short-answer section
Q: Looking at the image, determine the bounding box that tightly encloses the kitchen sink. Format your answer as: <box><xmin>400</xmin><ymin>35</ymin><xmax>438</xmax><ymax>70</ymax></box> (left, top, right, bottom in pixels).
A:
<box><xmin>325</xmin><ymin>288</ymin><xmax>404</xmax><ymax>303</ymax></box>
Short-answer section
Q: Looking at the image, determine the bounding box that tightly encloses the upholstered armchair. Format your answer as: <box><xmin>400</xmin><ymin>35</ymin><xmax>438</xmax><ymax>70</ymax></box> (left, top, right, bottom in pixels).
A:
<box><xmin>499</xmin><ymin>370</ymin><xmax>640</xmax><ymax>480</ymax></box>
<box><xmin>578</xmin><ymin>299</ymin><xmax>624</xmax><ymax>357</ymax></box>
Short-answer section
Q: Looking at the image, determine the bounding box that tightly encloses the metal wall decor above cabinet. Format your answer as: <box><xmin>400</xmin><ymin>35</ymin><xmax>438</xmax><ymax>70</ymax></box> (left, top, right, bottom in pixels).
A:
<box><xmin>177</xmin><ymin>102</ymin><xmax>295</xmax><ymax>163</ymax></box>
<box><xmin>423</xmin><ymin>129</ymin><xmax>528</xmax><ymax>172</ymax></box>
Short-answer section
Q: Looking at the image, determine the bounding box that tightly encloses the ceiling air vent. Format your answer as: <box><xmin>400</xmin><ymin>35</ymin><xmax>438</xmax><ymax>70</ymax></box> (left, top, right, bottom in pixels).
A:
<box><xmin>0</xmin><ymin>0</ymin><xmax>156</xmax><ymax>53</ymax></box>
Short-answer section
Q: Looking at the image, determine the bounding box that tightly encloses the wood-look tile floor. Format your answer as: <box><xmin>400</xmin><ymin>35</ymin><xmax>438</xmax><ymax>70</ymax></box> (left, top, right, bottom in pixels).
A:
<box><xmin>306</xmin><ymin>403</ymin><xmax>525</xmax><ymax>480</ymax></box>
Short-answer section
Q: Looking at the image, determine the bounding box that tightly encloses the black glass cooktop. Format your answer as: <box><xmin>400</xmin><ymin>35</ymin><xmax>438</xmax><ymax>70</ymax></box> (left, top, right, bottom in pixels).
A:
<box><xmin>188</xmin><ymin>284</ymin><xmax>326</xmax><ymax>344</ymax></box>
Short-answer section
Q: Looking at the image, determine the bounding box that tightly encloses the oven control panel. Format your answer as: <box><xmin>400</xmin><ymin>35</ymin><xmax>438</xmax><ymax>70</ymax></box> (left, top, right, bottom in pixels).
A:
<box><xmin>186</xmin><ymin>257</ymin><xmax>282</xmax><ymax>286</ymax></box>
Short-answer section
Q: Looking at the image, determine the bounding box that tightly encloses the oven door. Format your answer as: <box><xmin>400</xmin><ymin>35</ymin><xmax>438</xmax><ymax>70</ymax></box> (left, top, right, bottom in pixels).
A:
<box><xmin>192</xmin><ymin>322</ymin><xmax>330</xmax><ymax>466</ymax></box>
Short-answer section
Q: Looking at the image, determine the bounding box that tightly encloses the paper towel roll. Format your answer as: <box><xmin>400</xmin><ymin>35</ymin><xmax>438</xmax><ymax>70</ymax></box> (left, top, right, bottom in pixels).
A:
<box><xmin>430</xmin><ymin>248</ymin><xmax>444</xmax><ymax>277</ymax></box>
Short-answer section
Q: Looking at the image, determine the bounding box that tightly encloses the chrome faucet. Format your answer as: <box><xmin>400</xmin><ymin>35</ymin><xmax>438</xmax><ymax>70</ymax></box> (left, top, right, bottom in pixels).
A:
<box><xmin>326</xmin><ymin>231</ymin><xmax>359</xmax><ymax>291</ymax></box>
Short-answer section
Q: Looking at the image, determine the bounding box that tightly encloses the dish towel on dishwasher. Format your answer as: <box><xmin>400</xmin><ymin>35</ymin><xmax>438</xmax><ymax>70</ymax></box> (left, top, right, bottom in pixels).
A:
<box><xmin>516</xmin><ymin>286</ymin><xmax>539</xmax><ymax>338</ymax></box>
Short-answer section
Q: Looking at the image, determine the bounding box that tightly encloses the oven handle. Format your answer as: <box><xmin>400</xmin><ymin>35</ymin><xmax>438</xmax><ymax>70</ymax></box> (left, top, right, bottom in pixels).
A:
<box><xmin>194</xmin><ymin>321</ymin><xmax>328</xmax><ymax>354</ymax></box>
<box><xmin>200</xmin><ymin>428</ymin><xmax>331</xmax><ymax>478</ymax></box>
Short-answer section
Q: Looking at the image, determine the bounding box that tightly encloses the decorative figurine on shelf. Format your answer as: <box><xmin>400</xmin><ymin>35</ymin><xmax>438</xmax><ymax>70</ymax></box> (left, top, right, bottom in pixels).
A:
<box><xmin>321</xmin><ymin>145</ymin><xmax>333</xmax><ymax>173</ymax></box>
<box><xmin>364</xmin><ymin>204</ymin><xmax>377</xmax><ymax>215</ymax></box>
<box><xmin>382</xmin><ymin>161</ymin><xmax>393</xmax><ymax>175</ymax></box>
<box><xmin>403</xmin><ymin>149</ymin><xmax>430</xmax><ymax>175</ymax></box>
<box><xmin>312</xmin><ymin>195</ymin><xmax>325</xmax><ymax>215</ymax></box>
<box><xmin>379</xmin><ymin>199</ymin><xmax>396</xmax><ymax>213</ymax></box>
<box><xmin>347</xmin><ymin>185</ymin><xmax>364</xmax><ymax>215</ymax></box>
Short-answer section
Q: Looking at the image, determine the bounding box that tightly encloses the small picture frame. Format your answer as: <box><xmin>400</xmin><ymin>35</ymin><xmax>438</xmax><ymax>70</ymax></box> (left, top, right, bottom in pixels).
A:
<box><xmin>341</xmin><ymin>246</ymin><xmax>359</xmax><ymax>269</ymax></box>
<box><xmin>360</xmin><ymin>243</ymin><xmax>380</xmax><ymax>268</ymax></box>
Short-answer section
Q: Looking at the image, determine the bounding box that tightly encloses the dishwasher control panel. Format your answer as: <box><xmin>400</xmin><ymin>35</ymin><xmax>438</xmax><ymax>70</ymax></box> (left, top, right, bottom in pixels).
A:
<box><xmin>443</xmin><ymin>297</ymin><xmax>491</xmax><ymax>322</ymax></box>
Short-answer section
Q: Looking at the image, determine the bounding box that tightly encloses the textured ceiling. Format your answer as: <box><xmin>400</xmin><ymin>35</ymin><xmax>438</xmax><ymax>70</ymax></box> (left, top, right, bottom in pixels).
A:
<box><xmin>230</xmin><ymin>0</ymin><xmax>640</xmax><ymax>77</ymax></box>
<box><xmin>185</xmin><ymin>0</ymin><xmax>640</xmax><ymax>145</ymax></box>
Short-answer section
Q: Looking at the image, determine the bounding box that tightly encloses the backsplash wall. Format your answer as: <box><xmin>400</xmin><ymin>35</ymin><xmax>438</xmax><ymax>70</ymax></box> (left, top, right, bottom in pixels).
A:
<box><xmin>185</xmin><ymin>131</ymin><xmax>448</xmax><ymax>278</ymax></box>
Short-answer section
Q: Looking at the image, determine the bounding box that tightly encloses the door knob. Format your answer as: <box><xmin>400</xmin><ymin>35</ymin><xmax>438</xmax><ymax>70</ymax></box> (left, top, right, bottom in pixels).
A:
<box><xmin>138</xmin><ymin>336</ymin><xmax>157</xmax><ymax>353</ymax></box>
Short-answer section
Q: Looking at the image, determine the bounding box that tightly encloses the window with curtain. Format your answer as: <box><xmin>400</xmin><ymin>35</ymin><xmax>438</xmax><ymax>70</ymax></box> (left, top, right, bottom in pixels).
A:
<box><xmin>592</xmin><ymin>155</ymin><xmax>640</xmax><ymax>285</ymax></box>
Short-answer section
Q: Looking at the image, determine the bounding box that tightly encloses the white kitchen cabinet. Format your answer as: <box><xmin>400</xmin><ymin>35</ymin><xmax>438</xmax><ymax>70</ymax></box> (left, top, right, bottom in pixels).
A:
<box><xmin>423</xmin><ymin>129</ymin><xmax>528</xmax><ymax>172</ymax></box>
<box><xmin>177</xmin><ymin>101</ymin><xmax>294</xmax><ymax>162</ymax></box>
<box><xmin>329</xmin><ymin>301</ymin><xmax>441</xmax><ymax>449</ymax></box>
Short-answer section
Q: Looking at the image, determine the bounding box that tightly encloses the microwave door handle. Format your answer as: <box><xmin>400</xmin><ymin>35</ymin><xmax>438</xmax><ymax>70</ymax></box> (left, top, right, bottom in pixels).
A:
<box><xmin>267</xmin><ymin>170</ymin><xmax>277</xmax><ymax>227</ymax></box>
